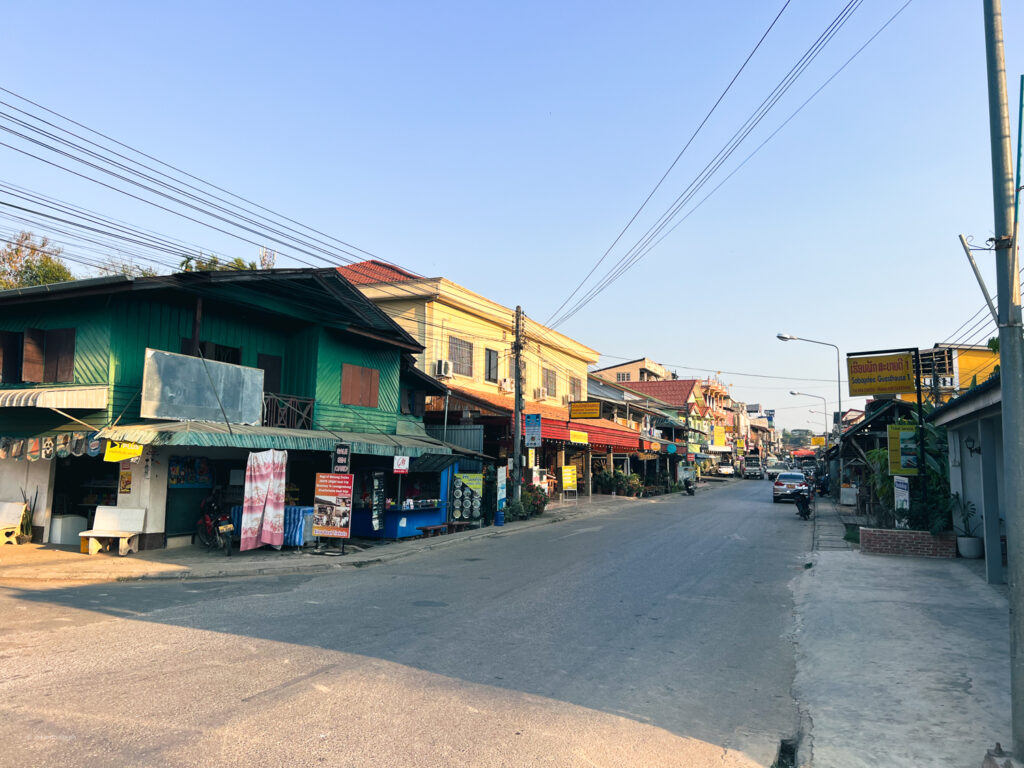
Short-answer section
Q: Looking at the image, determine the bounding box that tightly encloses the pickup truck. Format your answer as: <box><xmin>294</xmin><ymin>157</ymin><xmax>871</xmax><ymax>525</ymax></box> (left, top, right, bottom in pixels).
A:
<box><xmin>743</xmin><ymin>459</ymin><xmax>764</xmax><ymax>479</ymax></box>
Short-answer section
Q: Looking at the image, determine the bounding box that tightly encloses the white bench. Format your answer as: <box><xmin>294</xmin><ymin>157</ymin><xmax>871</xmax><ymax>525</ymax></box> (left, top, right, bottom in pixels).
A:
<box><xmin>80</xmin><ymin>506</ymin><xmax>146</xmax><ymax>556</ymax></box>
<box><xmin>0</xmin><ymin>501</ymin><xmax>27</xmax><ymax>545</ymax></box>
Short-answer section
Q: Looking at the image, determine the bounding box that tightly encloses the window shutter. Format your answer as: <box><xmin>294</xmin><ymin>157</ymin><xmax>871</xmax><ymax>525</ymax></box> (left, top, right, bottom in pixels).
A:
<box><xmin>365</xmin><ymin>368</ymin><xmax>380</xmax><ymax>408</ymax></box>
<box><xmin>341</xmin><ymin>363</ymin><xmax>353</xmax><ymax>405</ymax></box>
<box><xmin>22</xmin><ymin>328</ymin><xmax>44</xmax><ymax>383</ymax></box>
<box><xmin>413</xmin><ymin>390</ymin><xmax>426</xmax><ymax>417</ymax></box>
<box><xmin>46</xmin><ymin>328</ymin><xmax>76</xmax><ymax>383</ymax></box>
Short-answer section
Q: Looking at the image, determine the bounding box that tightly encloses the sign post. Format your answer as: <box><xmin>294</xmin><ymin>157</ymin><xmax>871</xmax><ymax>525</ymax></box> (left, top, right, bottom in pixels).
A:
<box><xmin>524</xmin><ymin>414</ymin><xmax>541</xmax><ymax>448</ymax></box>
<box><xmin>313</xmin><ymin>473</ymin><xmax>353</xmax><ymax>552</ymax></box>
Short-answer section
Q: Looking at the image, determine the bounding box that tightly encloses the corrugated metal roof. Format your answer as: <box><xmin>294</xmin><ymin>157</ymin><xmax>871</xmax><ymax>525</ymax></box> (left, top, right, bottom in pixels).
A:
<box><xmin>102</xmin><ymin>421</ymin><xmax>451</xmax><ymax>457</ymax></box>
<box><xmin>0</xmin><ymin>386</ymin><xmax>108</xmax><ymax>409</ymax></box>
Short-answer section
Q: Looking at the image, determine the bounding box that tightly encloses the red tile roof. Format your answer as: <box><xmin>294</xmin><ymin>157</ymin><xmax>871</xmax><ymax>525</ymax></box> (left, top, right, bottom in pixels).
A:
<box><xmin>336</xmin><ymin>260</ymin><xmax>420</xmax><ymax>285</ymax></box>
<box><xmin>623</xmin><ymin>379</ymin><xmax>699</xmax><ymax>407</ymax></box>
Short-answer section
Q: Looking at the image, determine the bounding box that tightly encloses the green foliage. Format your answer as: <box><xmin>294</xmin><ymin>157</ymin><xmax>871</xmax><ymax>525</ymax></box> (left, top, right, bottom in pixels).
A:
<box><xmin>179</xmin><ymin>253</ymin><xmax>257</xmax><ymax>272</ymax></box>
<box><xmin>96</xmin><ymin>254</ymin><xmax>159</xmax><ymax>277</ymax></box>
<box><xmin>0</xmin><ymin>231</ymin><xmax>74</xmax><ymax>289</ymax></box>
<box><xmin>504</xmin><ymin>500</ymin><xmax>525</xmax><ymax>521</ymax></box>
<box><xmin>522</xmin><ymin>484</ymin><xmax>549</xmax><ymax>516</ymax></box>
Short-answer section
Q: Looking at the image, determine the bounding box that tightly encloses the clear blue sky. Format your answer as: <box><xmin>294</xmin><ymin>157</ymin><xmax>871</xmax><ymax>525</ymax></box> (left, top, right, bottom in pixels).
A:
<box><xmin>3</xmin><ymin>1</ymin><xmax>1022</xmax><ymax>431</ymax></box>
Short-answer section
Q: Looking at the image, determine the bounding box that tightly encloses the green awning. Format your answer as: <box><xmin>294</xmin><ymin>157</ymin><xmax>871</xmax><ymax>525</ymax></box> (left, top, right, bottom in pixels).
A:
<box><xmin>103</xmin><ymin>421</ymin><xmax>452</xmax><ymax>457</ymax></box>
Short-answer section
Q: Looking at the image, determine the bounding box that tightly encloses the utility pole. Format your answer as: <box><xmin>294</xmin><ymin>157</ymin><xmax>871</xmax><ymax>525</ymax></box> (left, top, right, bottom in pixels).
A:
<box><xmin>984</xmin><ymin>0</ymin><xmax>1024</xmax><ymax>758</ymax></box>
<box><xmin>512</xmin><ymin>305</ymin><xmax>524</xmax><ymax>504</ymax></box>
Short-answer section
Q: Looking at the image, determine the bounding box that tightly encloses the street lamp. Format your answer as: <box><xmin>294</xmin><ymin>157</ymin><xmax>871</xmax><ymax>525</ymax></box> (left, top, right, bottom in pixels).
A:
<box><xmin>790</xmin><ymin>391</ymin><xmax>828</xmax><ymax>439</ymax></box>
<box><xmin>779</xmin><ymin>333</ymin><xmax>844</xmax><ymax>487</ymax></box>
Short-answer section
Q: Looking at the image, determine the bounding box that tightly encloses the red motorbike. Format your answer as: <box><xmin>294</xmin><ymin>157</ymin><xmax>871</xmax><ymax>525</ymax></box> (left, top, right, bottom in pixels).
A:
<box><xmin>197</xmin><ymin>493</ymin><xmax>233</xmax><ymax>556</ymax></box>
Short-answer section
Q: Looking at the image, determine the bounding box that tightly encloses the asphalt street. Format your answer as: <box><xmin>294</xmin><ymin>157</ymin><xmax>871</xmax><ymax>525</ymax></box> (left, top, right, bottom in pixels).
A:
<box><xmin>0</xmin><ymin>480</ymin><xmax>813</xmax><ymax>767</ymax></box>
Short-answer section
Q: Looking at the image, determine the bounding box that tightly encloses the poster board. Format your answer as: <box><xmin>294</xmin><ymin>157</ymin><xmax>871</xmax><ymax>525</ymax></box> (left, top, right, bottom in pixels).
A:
<box><xmin>313</xmin><ymin>473</ymin><xmax>353</xmax><ymax>538</ymax></box>
<box><xmin>887</xmin><ymin>424</ymin><xmax>919</xmax><ymax>476</ymax></box>
<box><xmin>525</xmin><ymin>414</ymin><xmax>542</xmax><ymax>448</ymax></box>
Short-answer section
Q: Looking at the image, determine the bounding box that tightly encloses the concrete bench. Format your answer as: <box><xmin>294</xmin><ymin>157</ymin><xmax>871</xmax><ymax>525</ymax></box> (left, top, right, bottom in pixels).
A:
<box><xmin>80</xmin><ymin>506</ymin><xmax>146</xmax><ymax>556</ymax></box>
<box><xmin>0</xmin><ymin>501</ymin><xmax>27</xmax><ymax>545</ymax></box>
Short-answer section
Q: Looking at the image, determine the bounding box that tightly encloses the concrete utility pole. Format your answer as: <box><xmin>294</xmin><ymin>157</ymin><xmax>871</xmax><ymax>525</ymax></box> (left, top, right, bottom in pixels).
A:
<box><xmin>983</xmin><ymin>0</ymin><xmax>1024</xmax><ymax>758</ymax></box>
<box><xmin>512</xmin><ymin>305</ymin><xmax>524</xmax><ymax>504</ymax></box>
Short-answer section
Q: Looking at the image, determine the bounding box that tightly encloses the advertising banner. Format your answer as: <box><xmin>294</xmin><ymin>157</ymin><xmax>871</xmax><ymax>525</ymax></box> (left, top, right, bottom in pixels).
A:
<box><xmin>811</xmin><ymin>436</ymin><xmax>826</xmax><ymax>446</ymax></box>
<box><xmin>847</xmin><ymin>352</ymin><xmax>917</xmax><ymax>396</ymax></box>
<box><xmin>713</xmin><ymin>426</ymin><xmax>726</xmax><ymax>446</ymax></box>
<box><xmin>453</xmin><ymin>473</ymin><xmax>484</xmax><ymax>521</ymax></box>
<box><xmin>524</xmin><ymin>414</ymin><xmax>542</xmax><ymax>448</ymax></box>
<box><xmin>104</xmin><ymin>440</ymin><xmax>144</xmax><ymax>463</ymax></box>
<box><xmin>393</xmin><ymin>455</ymin><xmax>410</xmax><ymax>474</ymax></box>
<box><xmin>372</xmin><ymin>471</ymin><xmax>385</xmax><ymax>531</ymax></box>
<box><xmin>887</xmin><ymin>424</ymin><xmax>919</xmax><ymax>476</ymax></box>
<box><xmin>168</xmin><ymin>455</ymin><xmax>212</xmax><ymax>487</ymax></box>
<box><xmin>561</xmin><ymin>465</ymin><xmax>577</xmax><ymax>492</ymax></box>
<box><xmin>332</xmin><ymin>443</ymin><xmax>351</xmax><ymax>474</ymax></box>
<box><xmin>569</xmin><ymin>430</ymin><xmax>589</xmax><ymax>445</ymax></box>
<box><xmin>569</xmin><ymin>401</ymin><xmax>601</xmax><ymax>419</ymax></box>
<box><xmin>894</xmin><ymin>476</ymin><xmax>910</xmax><ymax>511</ymax></box>
<box><xmin>497</xmin><ymin>466</ymin><xmax>507</xmax><ymax>510</ymax></box>
<box><xmin>313</xmin><ymin>472</ymin><xmax>353</xmax><ymax>538</ymax></box>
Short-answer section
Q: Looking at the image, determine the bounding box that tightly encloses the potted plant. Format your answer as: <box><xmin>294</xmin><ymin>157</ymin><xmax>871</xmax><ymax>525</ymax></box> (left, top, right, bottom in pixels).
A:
<box><xmin>954</xmin><ymin>493</ymin><xmax>983</xmax><ymax>559</ymax></box>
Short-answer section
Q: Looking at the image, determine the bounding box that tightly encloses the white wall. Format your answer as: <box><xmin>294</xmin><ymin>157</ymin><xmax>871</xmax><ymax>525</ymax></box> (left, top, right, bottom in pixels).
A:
<box><xmin>0</xmin><ymin>458</ymin><xmax>56</xmax><ymax>542</ymax></box>
<box><xmin>114</xmin><ymin>446</ymin><xmax>167</xmax><ymax>535</ymax></box>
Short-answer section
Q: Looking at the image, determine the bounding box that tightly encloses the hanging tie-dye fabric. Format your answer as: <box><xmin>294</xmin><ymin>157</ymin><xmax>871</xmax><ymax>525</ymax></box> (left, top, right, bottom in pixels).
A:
<box><xmin>240</xmin><ymin>449</ymin><xmax>288</xmax><ymax>551</ymax></box>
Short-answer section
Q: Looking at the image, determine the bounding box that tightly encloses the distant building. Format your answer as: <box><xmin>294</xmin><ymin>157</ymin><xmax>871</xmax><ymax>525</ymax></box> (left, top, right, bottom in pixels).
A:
<box><xmin>591</xmin><ymin>357</ymin><xmax>672</xmax><ymax>384</ymax></box>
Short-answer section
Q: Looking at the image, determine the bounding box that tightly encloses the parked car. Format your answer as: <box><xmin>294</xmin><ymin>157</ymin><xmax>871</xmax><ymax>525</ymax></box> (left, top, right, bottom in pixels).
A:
<box><xmin>772</xmin><ymin>472</ymin><xmax>810</xmax><ymax>503</ymax></box>
<box><xmin>766</xmin><ymin>461</ymin><xmax>786</xmax><ymax>481</ymax></box>
<box><xmin>743</xmin><ymin>458</ymin><xmax>764</xmax><ymax>479</ymax></box>
<box><xmin>717</xmin><ymin>463</ymin><xmax>735</xmax><ymax>476</ymax></box>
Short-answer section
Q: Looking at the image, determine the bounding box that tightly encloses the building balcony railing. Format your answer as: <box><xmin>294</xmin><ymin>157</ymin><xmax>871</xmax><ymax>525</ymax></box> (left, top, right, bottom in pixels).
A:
<box><xmin>262</xmin><ymin>393</ymin><xmax>315</xmax><ymax>430</ymax></box>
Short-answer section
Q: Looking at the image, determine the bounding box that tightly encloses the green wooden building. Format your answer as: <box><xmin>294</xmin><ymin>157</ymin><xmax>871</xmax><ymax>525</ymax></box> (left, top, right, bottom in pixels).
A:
<box><xmin>0</xmin><ymin>269</ymin><xmax>452</xmax><ymax>547</ymax></box>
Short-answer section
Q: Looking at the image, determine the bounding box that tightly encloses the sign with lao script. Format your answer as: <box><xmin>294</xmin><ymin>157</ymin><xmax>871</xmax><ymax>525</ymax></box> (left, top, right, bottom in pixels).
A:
<box><xmin>524</xmin><ymin>413</ymin><xmax>542</xmax><ymax>448</ymax></box>
<box><xmin>811</xmin><ymin>436</ymin><xmax>826</xmax><ymax>446</ymax></box>
<box><xmin>569</xmin><ymin>401</ymin><xmax>601</xmax><ymax>419</ymax></box>
<box><xmin>560</xmin><ymin>465</ymin><xmax>577</xmax><ymax>491</ymax></box>
<box><xmin>847</xmin><ymin>352</ymin><xmax>917</xmax><ymax>396</ymax></box>
<box><xmin>332</xmin><ymin>443</ymin><xmax>351</xmax><ymax>474</ymax></box>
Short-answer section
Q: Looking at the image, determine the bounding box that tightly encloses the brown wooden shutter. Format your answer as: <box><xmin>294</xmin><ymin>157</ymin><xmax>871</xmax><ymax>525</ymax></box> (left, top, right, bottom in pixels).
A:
<box><xmin>22</xmin><ymin>328</ymin><xmax>45</xmax><ymax>383</ymax></box>
<box><xmin>341</xmin><ymin>363</ymin><xmax>355</xmax><ymax>405</ymax></box>
<box><xmin>46</xmin><ymin>329</ymin><xmax>76</xmax><ymax>383</ymax></box>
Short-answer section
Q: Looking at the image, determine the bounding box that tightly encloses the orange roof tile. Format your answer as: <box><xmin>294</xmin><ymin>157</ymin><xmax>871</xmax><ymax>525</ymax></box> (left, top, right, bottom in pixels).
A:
<box><xmin>337</xmin><ymin>260</ymin><xmax>420</xmax><ymax>285</ymax></box>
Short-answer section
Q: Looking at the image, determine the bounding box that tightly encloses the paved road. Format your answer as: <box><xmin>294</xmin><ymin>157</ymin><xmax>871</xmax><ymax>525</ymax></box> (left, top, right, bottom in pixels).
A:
<box><xmin>0</xmin><ymin>480</ymin><xmax>812</xmax><ymax>767</ymax></box>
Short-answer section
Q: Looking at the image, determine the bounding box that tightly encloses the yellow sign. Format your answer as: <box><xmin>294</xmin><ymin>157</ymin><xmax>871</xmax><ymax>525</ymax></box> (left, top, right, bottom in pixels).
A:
<box><xmin>713</xmin><ymin>426</ymin><xmax>726</xmax><ymax>446</ymax></box>
<box><xmin>560</xmin><ymin>465</ymin><xmax>577</xmax><ymax>491</ymax></box>
<box><xmin>847</xmin><ymin>353</ymin><xmax>916</xmax><ymax>396</ymax></box>
<box><xmin>569</xmin><ymin>430</ymin><xmax>589</xmax><ymax>445</ymax></box>
<box><xmin>527</xmin><ymin>448</ymin><xmax>536</xmax><ymax>467</ymax></box>
<box><xmin>736</xmin><ymin>439</ymin><xmax>745</xmax><ymax>449</ymax></box>
<box><xmin>887</xmin><ymin>424</ymin><xmax>919</xmax><ymax>476</ymax></box>
<box><xmin>103</xmin><ymin>440</ymin><xmax>143</xmax><ymax>462</ymax></box>
<box><xmin>811</xmin><ymin>436</ymin><xmax>826</xmax><ymax>446</ymax></box>
<box><xmin>688</xmin><ymin>443</ymin><xmax>701</xmax><ymax>454</ymax></box>
<box><xmin>569</xmin><ymin>401</ymin><xmax>601</xmax><ymax>419</ymax></box>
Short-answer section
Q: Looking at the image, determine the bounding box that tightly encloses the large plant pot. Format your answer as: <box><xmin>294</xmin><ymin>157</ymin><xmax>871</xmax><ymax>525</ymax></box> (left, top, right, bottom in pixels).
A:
<box><xmin>957</xmin><ymin>536</ymin><xmax>984</xmax><ymax>559</ymax></box>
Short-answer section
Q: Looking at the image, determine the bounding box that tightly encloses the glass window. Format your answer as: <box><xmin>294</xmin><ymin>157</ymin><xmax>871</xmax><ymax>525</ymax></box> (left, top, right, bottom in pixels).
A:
<box><xmin>543</xmin><ymin>367</ymin><xmax>556</xmax><ymax>395</ymax></box>
<box><xmin>448</xmin><ymin>336</ymin><xmax>473</xmax><ymax>377</ymax></box>
<box><xmin>485</xmin><ymin>348</ymin><xmax>499</xmax><ymax>383</ymax></box>
<box><xmin>616</xmin><ymin>372</ymin><xmax>631</xmax><ymax>382</ymax></box>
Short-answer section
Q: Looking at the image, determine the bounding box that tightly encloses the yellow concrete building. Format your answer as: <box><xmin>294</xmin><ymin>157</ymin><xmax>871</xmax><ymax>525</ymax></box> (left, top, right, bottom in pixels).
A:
<box><xmin>897</xmin><ymin>343</ymin><xmax>999</xmax><ymax>404</ymax></box>
<box><xmin>337</xmin><ymin>261</ymin><xmax>599</xmax><ymax>407</ymax></box>
<box><xmin>591</xmin><ymin>357</ymin><xmax>672</xmax><ymax>384</ymax></box>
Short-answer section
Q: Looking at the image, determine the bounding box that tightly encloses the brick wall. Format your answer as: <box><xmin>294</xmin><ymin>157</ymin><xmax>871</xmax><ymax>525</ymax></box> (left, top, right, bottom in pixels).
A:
<box><xmin>859</xmin><ymin>527</ymin><xmax>956</xmax><ymax>559</ymax></box>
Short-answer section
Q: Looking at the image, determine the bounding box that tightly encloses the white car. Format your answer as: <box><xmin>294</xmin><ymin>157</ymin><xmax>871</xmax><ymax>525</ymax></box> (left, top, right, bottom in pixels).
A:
<box><xmin>716</xmin><ymin>464</ymin><xmax>735</xmax><ymax>476</ymax></box>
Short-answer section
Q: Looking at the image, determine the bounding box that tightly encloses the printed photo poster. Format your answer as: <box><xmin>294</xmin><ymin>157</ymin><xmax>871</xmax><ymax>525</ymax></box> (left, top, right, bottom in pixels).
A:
<box><xmin>168</xmin><ymin>455</ymin><xmax>213</xmax><ymax>487</ymax></box>
<box><xmin>313</xmin><ymin>472</ymin><xmax>354</xmax><ymax>538</ymax></box>
<box><xmin>119</xmin><ymin>469</ymin><xmax>133</xmax><ymax>495</ymax></box>
<box><xmin>887</xmin><ymin>424</ymin><xmax>919</xmax><ymax>476</ymax></box>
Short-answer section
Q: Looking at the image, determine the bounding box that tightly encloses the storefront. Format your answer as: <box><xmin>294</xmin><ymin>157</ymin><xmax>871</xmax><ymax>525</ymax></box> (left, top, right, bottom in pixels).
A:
<box><xmin>0</xmin><ymin>421</ymin><xmax>455</xmax><ymax>550</ymax></box>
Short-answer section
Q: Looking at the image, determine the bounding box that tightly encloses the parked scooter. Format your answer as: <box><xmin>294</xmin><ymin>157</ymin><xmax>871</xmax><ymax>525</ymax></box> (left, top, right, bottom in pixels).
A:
<box><xmin>794</xmin><ymin>492</ymin><xmax>811</xmax><ymax>520</ymax></box>
<box><xmin>197</xmin><ymin>489</ymin><xmax>233</xmax><ymax>556</ymax></box>
<box><xmin>683</xmin><ymin>479</ymin><xmax>696</xmax><ymax>496</ymax></box>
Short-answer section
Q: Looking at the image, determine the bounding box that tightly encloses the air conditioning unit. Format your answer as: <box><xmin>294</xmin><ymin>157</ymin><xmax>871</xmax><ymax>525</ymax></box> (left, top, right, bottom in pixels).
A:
<box><xmin>435</xmin><ymin>359</ymin><xmax>453</xmax><ymax>378</ymax></box>
<box><xmin>534</xmin><ymin>387</ymin><xmax>549</xmax><ymax>400</ymax></box>
<box><xmin>499</xmin><ymin>378</ymin><xmax>514</xmax><ymax>393</ymax></box>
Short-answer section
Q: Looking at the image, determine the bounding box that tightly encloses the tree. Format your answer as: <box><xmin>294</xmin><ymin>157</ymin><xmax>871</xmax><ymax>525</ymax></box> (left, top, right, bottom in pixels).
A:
<box><xmin>93</xmin><ymin>254</ymin><xmax>159</xmax><ymax>278</ymax></box>
<box><xmin>0</xmin><ymin>231</ymin><xmax>74</xmax><ymax>289</ymax></box>
<box><xmin>179</xmin><ymin>253</ymin><xmax>256</xmax><ymax>272</ymax></box>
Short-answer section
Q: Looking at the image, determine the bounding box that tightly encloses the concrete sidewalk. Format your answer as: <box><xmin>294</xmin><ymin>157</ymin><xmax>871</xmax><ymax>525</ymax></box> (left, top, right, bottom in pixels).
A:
<box><xmin>0</xmin><ymin>484</ymin><xmax>723</xmax><ymax>583</ymax></box>
<box><xmin>793</xmin><ymin>544</ymin><xmax>1010</xmax><ymax>767</ymax></box>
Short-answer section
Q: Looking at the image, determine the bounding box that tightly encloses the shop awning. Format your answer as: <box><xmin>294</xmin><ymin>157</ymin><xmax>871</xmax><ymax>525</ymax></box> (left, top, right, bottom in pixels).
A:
<box><xmin>0</xmin><ymin>386</ymin><xmax>108</xmax><ymax>409</ymax></box>
<box><xmin>102</xmin><ymin>421</ymin><xmax>452</xmax><ymax>457</ymax></box>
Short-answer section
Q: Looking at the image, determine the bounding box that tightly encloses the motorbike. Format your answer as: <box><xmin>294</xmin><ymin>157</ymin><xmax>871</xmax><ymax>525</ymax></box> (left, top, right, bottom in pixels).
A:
<box><xmin>197</xmin><ymin>495</ymin><xmax>233</xmax><ymax>556</ymax></box>
<box><xmin>794</xmin><ymin>492</ymin><xmax>811</xmax><ymax>520</ymax></box>
<box><xmin>683</xmin><ymin>479</ymin><xmax>696</xmax><ymax>496</ymax></box>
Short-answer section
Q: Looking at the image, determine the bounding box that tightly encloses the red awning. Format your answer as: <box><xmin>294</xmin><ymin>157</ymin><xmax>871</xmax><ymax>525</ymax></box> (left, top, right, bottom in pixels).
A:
<box><xmin>540</xmin><ymin>417</ymin><xmax>639</xmax><ymax>451</ymax></box>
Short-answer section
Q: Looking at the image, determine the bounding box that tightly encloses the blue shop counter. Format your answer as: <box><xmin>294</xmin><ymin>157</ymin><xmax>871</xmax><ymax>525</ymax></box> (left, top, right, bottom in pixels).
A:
<box><xmin>350</xmin><ymin>506</ymin><xmax>444</xmax><ymax>539</ymax></box>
